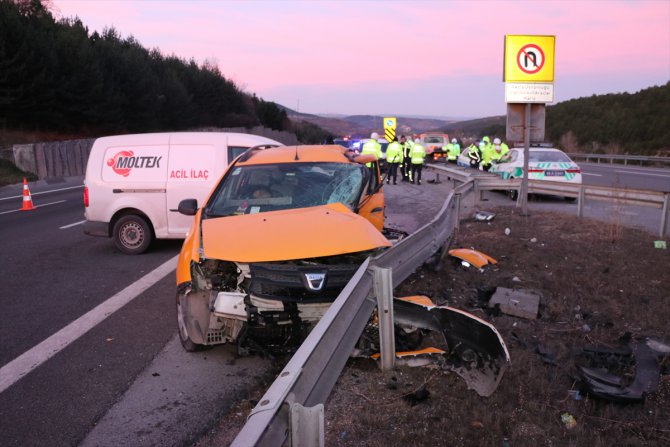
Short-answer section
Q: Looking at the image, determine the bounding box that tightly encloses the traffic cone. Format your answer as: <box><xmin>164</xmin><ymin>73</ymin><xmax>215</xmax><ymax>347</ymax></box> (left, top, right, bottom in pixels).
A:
<box><xmin>20</xmin><ymin>178</ymin><xmax>36</xmax><ymax>211</ymax></box>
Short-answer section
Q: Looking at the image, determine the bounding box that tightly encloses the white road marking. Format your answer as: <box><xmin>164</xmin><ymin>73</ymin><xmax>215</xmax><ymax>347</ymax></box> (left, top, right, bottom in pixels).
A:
<box><xmin>0</xmin><ymin>200</ymin><xmax>67</xmax><ymax>215</ymax></box>
<box><xmin>582</xmin><ymin>173</ymin><xmax>603</xmax><ymax>177</ymax></box>
<box><xmin>0</xmin><ymin>184</ymin><xmax>83</xmax><ymax>201</ymax></box>
<box><xmin>0</xmin><ymin>255</ymin><xmax>178</xmax><ymax>394</ymax></box>
<box><xmin>615</xmin><ymin>170</ymin><xmax>670</xmax><ymax>178</ymax></box>
<box><xmin>59</xmin><ymin>219</ymin><xmax>86</xmax><ymax>229</ymax></box>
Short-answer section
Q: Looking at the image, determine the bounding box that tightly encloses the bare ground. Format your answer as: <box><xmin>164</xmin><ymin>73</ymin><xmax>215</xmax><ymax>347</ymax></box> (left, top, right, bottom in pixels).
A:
<box><xmin>196</xmin><ymin>206</ymin><xmax>670</xmax><ymax>447</ymax></box>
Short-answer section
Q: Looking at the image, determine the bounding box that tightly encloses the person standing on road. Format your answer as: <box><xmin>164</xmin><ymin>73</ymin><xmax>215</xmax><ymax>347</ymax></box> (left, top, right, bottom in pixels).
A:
<box><xmin>361</xmin><ymin>132</ymin><xmax>382</xmax><ymax>168</ymax></box>
<box><xmin>385</xmin><ymin>136</ymin><xmax>403</xmax><ymax>184</ymax></box>
<box><xmin>410</xmin><ymin>138</ymin><xmax>426</xmax><ymax>185</ymax></box>
<box><xmin>401</xmin><ymin>135</ymin><xmax>414</xmax><ymax>182</ymax></box>
<box><xmin>444</xmin><ymin>138</ymin><xmax>460</xmax><ymax>163</ymax></box>
<box><xmin>468</xmin><ymin>139</ymin><xmax>482</xmax><ymax>169</ymax></box>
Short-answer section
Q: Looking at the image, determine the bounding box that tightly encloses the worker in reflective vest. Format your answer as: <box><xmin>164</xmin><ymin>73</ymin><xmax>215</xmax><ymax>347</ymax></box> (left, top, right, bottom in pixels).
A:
<box><xmin>361</xmin><ymin>132</ymin><xmax>382</xmax><ymax>168</ymax></box>
<box><xmin>468</xmin><ymin>140</ymin><xmax>481</xmax><ymax>169</ymax></box>
<box><xmin>480</xmin><ymin>136</ymin><xmax>494</xmax><ymax>171</ymax></box>
<box><xmin>385</xmin><ymin>136</ymin><xmax>403</xmax><ymax>185</ymax></box>
<box><xmin>401</xmin><ymin>135</ymin><xmax>414</xmax><ymax>182</ymax></box>
<box><xmin>444</xmin><ymin>138</ymin><xmax>460</xmax><ymax>163</ymax></box>
<box><xmin>491</xmin><ymin>138</ymin><xmax>510</xmax><ymax>162</ymax></box>
<box><xmin>410</xmin><ymin>138</ymin><xmax>426</xmax><ymax>185</ymax></box>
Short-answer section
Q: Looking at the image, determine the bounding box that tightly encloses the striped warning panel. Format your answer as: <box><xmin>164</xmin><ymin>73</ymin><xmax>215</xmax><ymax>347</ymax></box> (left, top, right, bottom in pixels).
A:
<box><xmin>385</xmin><ymin>128</ymin><xmax>396</xmax><ymax>142</ymax></box>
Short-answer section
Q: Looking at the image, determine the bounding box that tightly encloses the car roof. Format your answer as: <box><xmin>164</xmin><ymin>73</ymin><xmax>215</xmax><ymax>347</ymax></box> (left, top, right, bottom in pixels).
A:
<box><xmin>236</xmin><ymin>145</ymin><xmax>354</xmax><ymax>165</ymax></box>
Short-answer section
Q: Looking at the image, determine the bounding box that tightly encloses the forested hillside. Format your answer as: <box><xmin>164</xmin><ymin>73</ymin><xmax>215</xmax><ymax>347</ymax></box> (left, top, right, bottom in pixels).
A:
<box><xmin>546</xmin><ymin>82</ymin><xmax>670</xmax><ymax>154</ymax></box>
<box><xmin>440</xmin><ymin>83</ymin><xmax>669</xmax><ymax>155</ymax></box>
<box><xmin>0</xmin><ymin>0</ymin><xmax>328</xmax><ymax>143</ymax></box>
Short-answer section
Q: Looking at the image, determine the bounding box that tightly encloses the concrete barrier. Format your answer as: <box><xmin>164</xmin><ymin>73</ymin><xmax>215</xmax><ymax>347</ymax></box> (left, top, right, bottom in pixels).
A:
<box><xmin>11</xmin><ymin>128</ymin><xmax>300</xmax><ymax>179</ymax></box>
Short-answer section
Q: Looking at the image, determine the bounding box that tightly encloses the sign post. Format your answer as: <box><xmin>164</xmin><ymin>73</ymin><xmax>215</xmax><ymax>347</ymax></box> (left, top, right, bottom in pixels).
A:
<box><xmin>504</xmin><ymin>35</ymin><xmax>555</xmax><ymax>215</ymax></box>
<box><xmin>383</xmin><ymin>117</ymin><xmax>397</xmax><ymax>143</ymax></box>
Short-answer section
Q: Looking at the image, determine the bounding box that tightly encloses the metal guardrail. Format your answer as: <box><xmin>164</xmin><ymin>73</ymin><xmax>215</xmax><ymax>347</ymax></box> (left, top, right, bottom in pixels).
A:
<box><xmin>232</xmin><ymin>182</ymin><xmax>472</xmax><ymax>446</ymax></box>
<box><xmin>429</xmin><ymin>164</ymin><xmax>669</xmax><ymax>237</ymax></box>
<box><xmin>567</xmin><ymin>153</ymin><xmax>670</xmax><ymax>166</ymax></box>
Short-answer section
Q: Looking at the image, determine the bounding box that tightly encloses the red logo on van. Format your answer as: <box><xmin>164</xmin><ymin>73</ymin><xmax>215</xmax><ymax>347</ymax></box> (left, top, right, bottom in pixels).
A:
<box><xmin>106</xmin><ymin>151</ymin><xmax>163</xmax><ymax>177</ymax></box>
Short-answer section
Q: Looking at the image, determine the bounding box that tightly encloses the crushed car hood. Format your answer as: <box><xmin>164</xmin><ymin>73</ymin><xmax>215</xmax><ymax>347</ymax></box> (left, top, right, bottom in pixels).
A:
<box><xmin>201</xmin><ymin>203</ymin><xmax>391</xmax><ymax>262</ymax></box>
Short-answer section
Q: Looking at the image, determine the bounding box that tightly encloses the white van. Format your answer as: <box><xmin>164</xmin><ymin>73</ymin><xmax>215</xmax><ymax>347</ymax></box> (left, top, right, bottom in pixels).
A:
<box><xmin>83</xmin><ymin>132</ymin><xmax>283</xmax><ymax>254</ymax></box>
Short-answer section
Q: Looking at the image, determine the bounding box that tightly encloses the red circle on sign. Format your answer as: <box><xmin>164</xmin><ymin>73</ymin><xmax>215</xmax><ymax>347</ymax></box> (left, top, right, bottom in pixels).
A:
<box><xmin>517</xmin><ymin>44</ymin><xmax>545</xmax><ymax>74</ymax></box>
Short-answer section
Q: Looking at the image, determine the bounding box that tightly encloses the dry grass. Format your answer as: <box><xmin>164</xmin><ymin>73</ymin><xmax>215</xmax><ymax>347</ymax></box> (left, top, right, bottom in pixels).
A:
<box><xmin>195</xmin><ymin>208</ymin><xmax>669</xmax><ymax>447</ymax></box>
<box><xmin>325</xmin><ymin>207</ymin><xmax>670</xmax><ymax>446</ymax></box>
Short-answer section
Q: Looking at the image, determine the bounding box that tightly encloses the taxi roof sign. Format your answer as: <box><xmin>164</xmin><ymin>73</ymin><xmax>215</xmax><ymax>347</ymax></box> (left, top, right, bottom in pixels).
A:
<box><xmin>504</xmin><ymin>35</ymin><xmax>555</xmax><ymax>83</ymax></box>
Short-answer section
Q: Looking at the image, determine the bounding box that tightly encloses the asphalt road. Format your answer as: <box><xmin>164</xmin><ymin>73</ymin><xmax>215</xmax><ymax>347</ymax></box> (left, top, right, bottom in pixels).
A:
<box><xmin>0</xmin><ymin>165</ymin><xmax>666</xmax><ymax>446</ymax></box>
<box><xmin>580</xmin><ymin>163</ymin><xmax>670</xmax><ymax>192</ymax></box>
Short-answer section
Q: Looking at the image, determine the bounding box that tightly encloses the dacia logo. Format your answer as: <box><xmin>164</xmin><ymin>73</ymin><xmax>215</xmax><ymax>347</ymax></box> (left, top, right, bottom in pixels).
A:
<box><xmin>304</xmin><ymin>273</ymin><xmax>326</xmax><ymax>292</ymax></box>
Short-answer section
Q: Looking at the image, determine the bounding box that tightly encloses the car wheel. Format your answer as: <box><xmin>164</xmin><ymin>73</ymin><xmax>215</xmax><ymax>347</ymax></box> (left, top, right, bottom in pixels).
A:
<box><xmin>509</xmin><ymin>189</ymin><xmax>518</xmax><ymax>201</ymax></box>
<box><xmin>176</xmin><ymin>293</ymin><xmax>209</xmax><ymax>352</ymax></box>
<box><xmin>113</xmin><ymin>215</ymin><xmax>152</xmax><ymax>255</ymax></box>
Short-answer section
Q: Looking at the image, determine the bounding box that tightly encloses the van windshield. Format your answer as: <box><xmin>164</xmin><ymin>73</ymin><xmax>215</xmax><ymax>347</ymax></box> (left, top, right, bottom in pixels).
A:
<box><xmin>205</xmin><ymin>162</ymin><xmax>366</xmax><ymax>217</ymax></box>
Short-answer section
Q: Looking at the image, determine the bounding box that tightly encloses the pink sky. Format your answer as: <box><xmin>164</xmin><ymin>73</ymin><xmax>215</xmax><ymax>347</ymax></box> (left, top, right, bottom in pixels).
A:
<box><xmin>53</xmin><ymin>0</ymin><xmax>670</xmax><ymax>118</ymax></box>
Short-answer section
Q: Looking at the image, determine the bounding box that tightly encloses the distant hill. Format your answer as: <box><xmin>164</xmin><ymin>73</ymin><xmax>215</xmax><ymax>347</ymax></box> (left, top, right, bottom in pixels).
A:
<box><xmin>439</xmin><ymin>116</ymin><xmax>506</xmax><ymax>140</ymax></box>
<box><xmin>279</xmin><ymin>106</ymin><xmax>454</xmax><ymax>138</ymax></box>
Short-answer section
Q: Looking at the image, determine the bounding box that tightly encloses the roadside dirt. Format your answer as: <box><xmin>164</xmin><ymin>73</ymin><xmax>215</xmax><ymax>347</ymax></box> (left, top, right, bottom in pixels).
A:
<box><xmin>196</xmin><ymin>206</ymin><xmax>669</xmax><ymax>446</ymax></box>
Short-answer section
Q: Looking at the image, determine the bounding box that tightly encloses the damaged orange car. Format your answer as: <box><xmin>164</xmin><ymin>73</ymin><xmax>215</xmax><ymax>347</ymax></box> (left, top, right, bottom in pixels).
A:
<box><xmin>175</xmin><ymin>145</ymin><xmax>391</xmax><ymax>352</ymax></box>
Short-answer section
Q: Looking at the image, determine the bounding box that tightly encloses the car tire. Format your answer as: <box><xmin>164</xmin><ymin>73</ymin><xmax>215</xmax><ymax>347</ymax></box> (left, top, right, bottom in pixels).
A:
<box><xmin>509</xmin><ymin>189</ymin><xmax>518</xmax><ymax>201</ymax></box>
<box><xmin>112</xmin><ymin>215</ymin><xmax>152</xmax><ymax>255</ymax></box>
<box><xmin>176</xmin><ymin>294</ymin><xmax>209</xmax><ymax>352</ymax></box>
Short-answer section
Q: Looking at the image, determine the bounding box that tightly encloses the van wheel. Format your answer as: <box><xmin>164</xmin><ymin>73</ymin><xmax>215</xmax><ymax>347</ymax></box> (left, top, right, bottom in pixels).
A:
<box><xmin>176</xmin><ymin>294</ymin><xmax>208</xmax><ymax>352</ymax></box>
<box><xmin>113</xmin><ymin>215</ymin><xmax>152</xmax><ymax>255</ymax></box>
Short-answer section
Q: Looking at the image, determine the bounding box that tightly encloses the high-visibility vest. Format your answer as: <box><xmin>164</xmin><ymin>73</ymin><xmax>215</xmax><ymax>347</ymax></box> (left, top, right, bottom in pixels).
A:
<box><xmin>492</xmin><ymin>143</ymin><xmax>510</xmax><ymax>161</ymax></box>
<box><xmin>445</xmin><ymin>143</ymin><xmax>460</xmax><ymax>160</ymax></box>
<box><xmin>361</xmin><ymin>140</ymin><xmax>382</xmax><ymax>167</ymax></box>
<box><xmin>481</xmin><ymin>143</ymin><xmax>494</xmax><ymax>164</ymax></box>
<box><xmin>410</xmin><ymin>143</ymin><xmax>426</xmax><ymax>164</ymax></box>
<box><xmin>386</xmin><ymin>141</ymin><xmax>403</xmax><ymax>163</ymax></box>
<box><xmin>403</xmin><ymin>140</ymin><xmax>414</xmax><ymax>158</ymax></box>
<box><xmin>468</xmin><ymin>144</ymin><xmax>481</xmax><ymax>162</ymax></box>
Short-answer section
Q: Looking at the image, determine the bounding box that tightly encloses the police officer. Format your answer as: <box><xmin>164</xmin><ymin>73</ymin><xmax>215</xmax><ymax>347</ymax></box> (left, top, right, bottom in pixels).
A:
<box><xmin>444</xmin><ymin>138</ymin><xmax>460</xmax><ymax>163</ymax></box>
<box><xmin>361</xmin><ymin>132</ymin><xmax>382</xmax><ymax>167</ymax></box>
<box><xmin>385</xmin><ymin>136</ymin><xmax>403</xmax><ymax>184</ymax></box>
<box><xmin>401</xmin><ymin>135</ymin><xmax>413</xmax><ymax>182</ymax></box>
<box><xmin>468</xmin><ymin>139</ymin><xmax>482</xmax><ymax>169</ymax></box>
<box><xmin>480</xmin><ymin>136</ymin><xmax>494</xmax><ymax>171</ymax></box>
<box><xmin>491</xmin><ymin>137</ymin><xmax>510</xmax><ymax>162</ymax></box>
<box><xmin>410</xmin><ymin>138</ymin><xmax>426</xmax><ymax>185</ymax></box>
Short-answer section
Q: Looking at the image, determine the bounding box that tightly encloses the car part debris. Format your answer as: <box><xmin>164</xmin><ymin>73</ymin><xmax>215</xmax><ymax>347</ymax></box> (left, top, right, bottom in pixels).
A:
<box><xmin>561</xmin><ymin>412</ymin><xmax>577</xmax><ymax>429</ymax></box>
<box><xmin>488</xmin><ymin>287</ymin><xmax>540</xmax><ymax>319</ymax></box>
<box><xmin>387</xmin><ymin>296</ymin><xmax>510</xmax><ymax>397</ymax></box>
<box><xmin>577</xmin><ymin>340</ymin><xmax>669</xmax><ymax>403</ymax></box>
<box><xmin>449</xmin><ymin>248</ymin><xmax>498</xmax><ymax>269</ymax></box>
<box><xmin>653</xmin><ymin>240</ymin><xmax>666</xmax><ymax>249</ymax></box>
<box><xmin>474</xmin><ymin>211</ymin><xmax>496</xmax><ymax>221</ymax></box>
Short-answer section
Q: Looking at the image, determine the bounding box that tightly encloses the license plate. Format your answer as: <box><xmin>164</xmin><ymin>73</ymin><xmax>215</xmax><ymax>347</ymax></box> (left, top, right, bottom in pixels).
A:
<box><xmin>545</xmin><ymin>170</ymin><xmax>565</xmax><ymax>177</ymax></box>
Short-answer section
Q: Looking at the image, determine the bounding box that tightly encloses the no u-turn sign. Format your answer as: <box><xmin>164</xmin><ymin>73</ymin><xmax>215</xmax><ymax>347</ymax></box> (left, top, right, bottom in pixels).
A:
<box><xmin>504</xmin><ymin>35</ymin><xmax>555</xmax><ymax>82</ymax></box>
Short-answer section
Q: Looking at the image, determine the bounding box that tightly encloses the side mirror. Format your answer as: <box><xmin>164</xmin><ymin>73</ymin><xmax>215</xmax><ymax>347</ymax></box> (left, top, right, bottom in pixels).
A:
<box><xmin>178</xmin><ymin>199</ymin><xmax>198</xmax><ymax>216</ymax></box>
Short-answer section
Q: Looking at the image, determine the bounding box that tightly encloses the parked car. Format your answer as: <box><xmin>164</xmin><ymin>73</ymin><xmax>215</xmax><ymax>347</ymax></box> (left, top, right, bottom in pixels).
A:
<box><xmin>489</xmin><ymin>147</ymin><xmax>582</xmax><ymax>200</ymax></box>
<box><xmin>175</xmin><ymin>145</ymin><xmax>390</xmax><ymax>353</ymax></box>
<box><xmin>83</xmin><ymin>132</ymin><xmax>283</xmax><ymax>254</ymax></box>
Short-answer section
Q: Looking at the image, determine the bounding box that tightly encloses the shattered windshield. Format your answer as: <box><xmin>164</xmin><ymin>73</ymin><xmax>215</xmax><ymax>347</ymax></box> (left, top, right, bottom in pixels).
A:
<box><xmin>206</xmin><ymin>162</ymin><xmax>366</xmax><ymax>217</ymax></box>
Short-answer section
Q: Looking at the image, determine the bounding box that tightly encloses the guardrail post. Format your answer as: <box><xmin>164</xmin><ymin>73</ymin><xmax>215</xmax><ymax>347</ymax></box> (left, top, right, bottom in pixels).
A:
<box><xmin>473</xmin><ymin>179</ymin><xmax>480</xmax><ymax>206</ymax></box>
<box><xmin>290</xmin><ymin>403</ymin><xmax>324</xmax><ymax>447</ymax></box>
<box><xmin>661</xmin><ymin>193</ymin><xmax>669</xmax><ymax>238</ymax></box>
<box><xmin>371</xmin><ymin>266</ymin><xmax>395</xmax><ymax>370</ymax></box>
<box><xmin>454</xmin><ymin>193</ymin><xmax>461</xmax><ymax>231</ymax></box>
<box><xmin>577</xmin><ymin>185</ymin><xmax>585</xmax><ymax>218</ymax></box>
